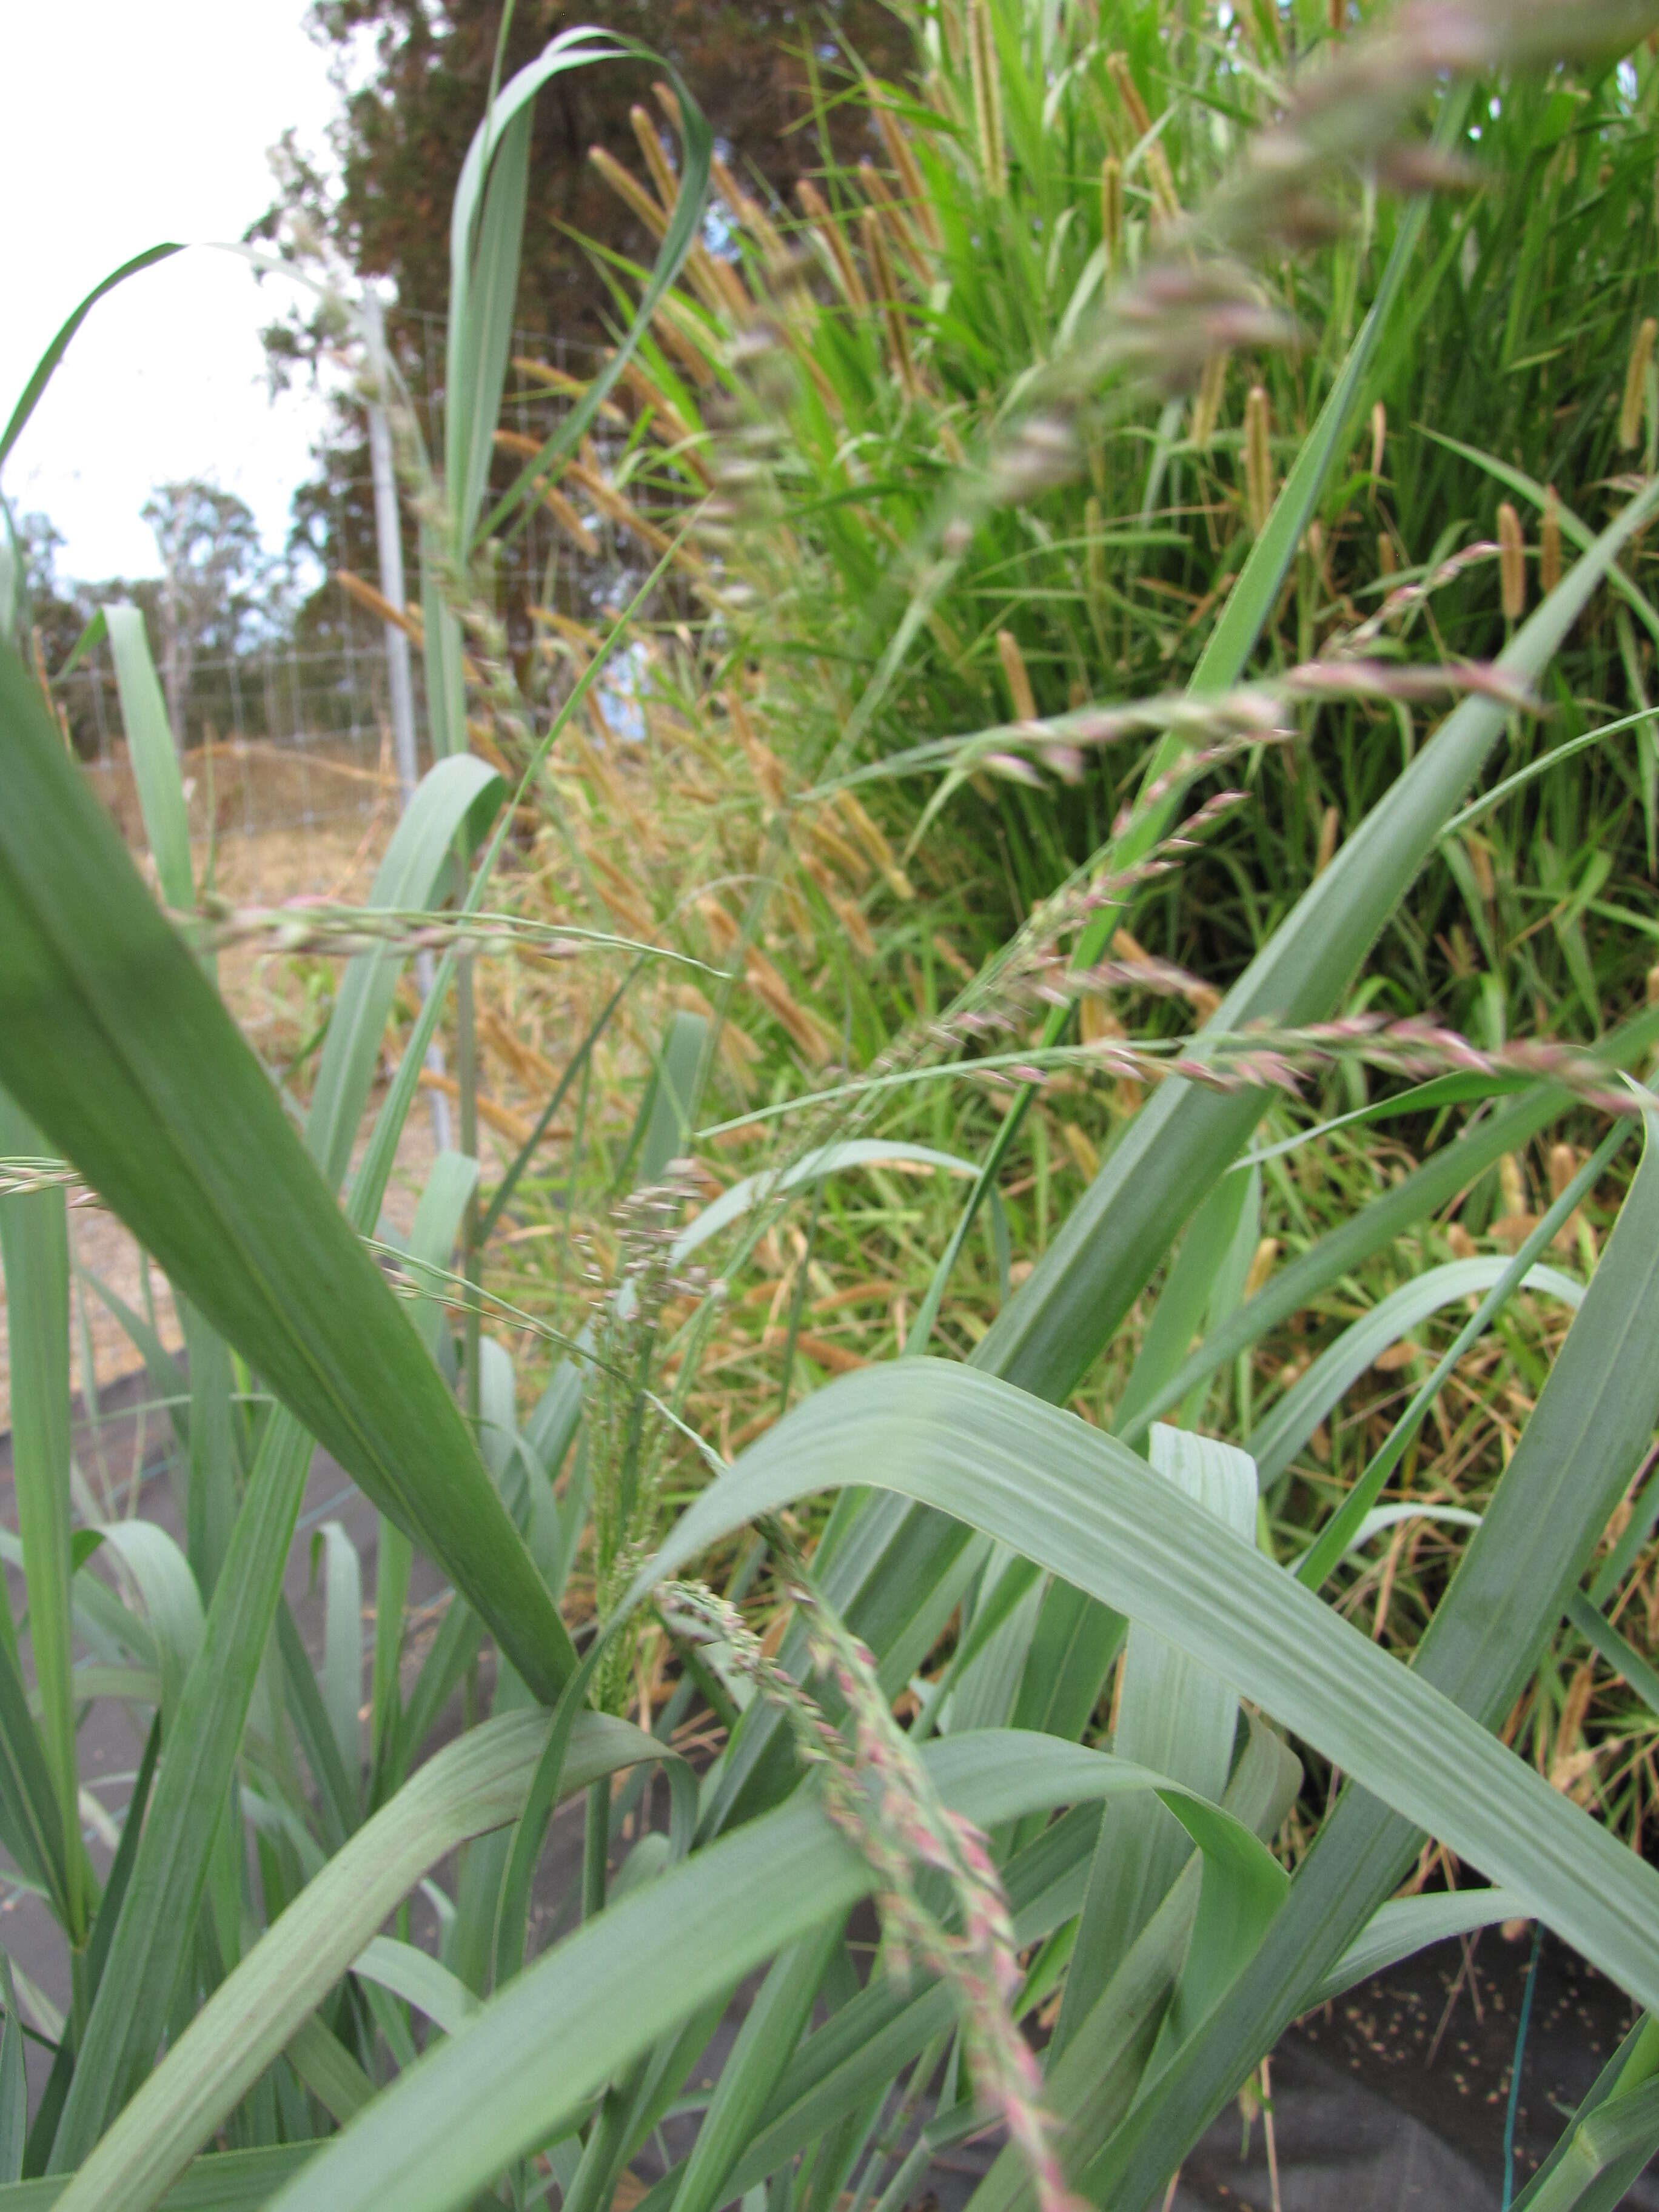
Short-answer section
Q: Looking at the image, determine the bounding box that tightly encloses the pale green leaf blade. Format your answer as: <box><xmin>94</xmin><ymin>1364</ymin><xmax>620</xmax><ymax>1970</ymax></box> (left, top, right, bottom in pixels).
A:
<box><xmin>262</xmin><ymin>1732</ymin><xmax>1258</xmax><ymax>2212</ymax></box>
<box><xmin>103</xmin><ymin>606</ymin><xmax>191</xmax><ymax>911</ymax></box>
<box><xmin>0</xmin><ymin>640</ymin><xmax>575</xmax><ymax>1704</ymax></box>
<box><xmin>1094</xmin><ymin>1110</ymin><xmax>1659</xmax><ymax>2208</ymax></box>
<box><xmin>640</xmin><ymin>1353</ymin><xmax>1659</xmax><ymax>2018</ymax></box>
<box><xmin>1251</xmin><ymin>1259</ymin><xmax>1583</xmax><ymax>1487</ymax></box>
<box><xmin>307</xmin><ymin>758</ymin><xmax>503</xmax><ymax>1198</ymax></box>
<box><xmin>52</xmin><ymin>1709</ymin><xmax>669</xmax><ymax>2212</ymax></box>
<box><xmin>0</xmin><ymin>1089</ymin><xmax>82</xmax><ymax>1937</ymax></box>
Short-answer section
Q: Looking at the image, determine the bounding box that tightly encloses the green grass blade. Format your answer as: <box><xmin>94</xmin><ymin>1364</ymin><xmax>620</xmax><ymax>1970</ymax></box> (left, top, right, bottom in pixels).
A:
<box><xmin>0</xmin><ymin>1957</ymin><xmax>25</xmax><ymax>2183</ymax></box>
<box><xmin>1053</xmin><ymin>1430</ymin><xmax>1255</xmax><ymax>2059</ymax></box>
<box><xmin>0</xmin><ymin>1632</ymin><xmax>69</xmax><ymax>1930</ymax></box>
<box><xmin>91</xmin><ymin>1525</ymin><xmax>203</xmax><ymax>1731</ymax></box>
<box><xmin>1193</xmin><ymin>89</ymin><xmax>1472</xmax><ymax>697</ymax></box>
<box><xmin>102</xmin><ymin>607</ymin><xmax>190</xmax><ymax>911</ymax></box>
<box><xmin>1253</xmin><ymin>1257</ymin><xmax>1583</xmax><ymax>1491</ymax></box>
<box><xmin>670</xmin><ymin>1920</ymin><xmax>847</xmax><ymax>2212</ymax></box>
<box><xmin>471</xmin><ymin>43</ymin><xmax>712</xmax><ymax>548</ymax></box>
<box><xmin>642</xmin><ymin>1348</ymin><xmax>1659</xmax><ymax>2019</ymax></box>
<box><xmin>262</xmin><ymin>1732</ymin><xmax>1247</xmax><ymax>2212</ymax></box>
<box><xmin>52</xmin><ymin>1711</ymin><xmax>687</xmax><ymax>2212</ymax></box>
<box><xmin>1118</xmin><ymin>1005</ymin><xmax>1659</xmax><ymax>1444</ymax></box>
<box><xmin>306</xmin><ymin>759</ymin><xmax>503</xmax><ymax>1197</ymax></box>
<box><xmin>1565</xmin><ymin>1590</ymin><xmax>1659</xmax><ymax>1722</ymax></box>
<box><xmin>1510</xmin><ymin>2020</ymin><xmax>1659</xmax><ymax>2212</ymax></box>
<box><xmin>22</xmin><ymin>1721</ymin><xmax>160</xmax><ymax>2176</ymax></box>
<box><xmin>1</xmin><ymin>2145</ymin><xmax>317</xmax><ymax>2208</ymax></box>
<box><xmin>349</xmin><ymin>1939</ymin><xmax>478</xmax><ymax>2039</ymax></box>
<box><xmin>371</xmin><ymin>1150</ymin><xmax>479</xmax><ymax>1795</ymax></box>
<box><xmin>0</xmin><ymin>1090</ymin><xmax>84</xmax><ymax>1941</ymax></box>
<box><xmin>973</xmin><ymin>476</ymin><xmax>1659</xmax><ymax>1406</ymax></box>
<box><xmin>1309</xmin><ymin>1890</ymin><xmax>1525</xmax><ymax>2011</ymax></box>
<box><xmin>0</xmin><ymin>639</ymin><xmax>575</xmax><ymax>1701</ymax></box>
<box><xmin>1511</xmin><ymin>2079</ymin><xmax>1659</xmax><ymax>2212</ymax></box>
<box><xmin>179</xmin><ymin>1309</ymin><xmax>234</xmax><ymax>1599</ymax></box>
<box><xmin>49</xmin><ymin>1414</ymin><xmax>315</xmax><ymax>2168</ymax></box>
<box><xmin>1296</xmin><ymin>1134</ymin><xmax>1621</xmax><ymax>1591</ymax></box>
<box><xmin>275</xmin><ymin>1601</ymin><xmax>357</xmax><ymax>1854</ymax></box>
<box><xmin>0</xmin><ymin>246</ymin><xmax>183</xmax><ymax>474</ymax></box>
<box><xmin>314</xmin><ymin>1523</ymin><xmax>364</xmax><ymax>1816</ymax></box>
<box><xmin>1092</xmin><ymin>1107</ymin><xmax>1659</xmax><ymax>2209</ymax></box>
<box><xmin>280</xmin><ymin>2017</ymin><xmax>374</xmax><ymax>2128</ymax></box>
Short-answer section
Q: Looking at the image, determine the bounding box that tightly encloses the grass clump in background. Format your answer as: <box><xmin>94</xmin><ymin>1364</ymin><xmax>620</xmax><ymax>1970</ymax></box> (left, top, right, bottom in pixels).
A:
<box><xmin>2</xmin><ymin>4</ymin><xmax>1659</xmax><ymax>2211</ymax></box>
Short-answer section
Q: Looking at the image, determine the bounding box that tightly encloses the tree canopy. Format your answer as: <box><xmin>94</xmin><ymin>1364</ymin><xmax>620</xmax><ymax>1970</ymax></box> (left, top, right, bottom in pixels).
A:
<box><xmin>255</xmin><ymin>0</ymin><xmax>913</xmax><ymax>361</ymax></box>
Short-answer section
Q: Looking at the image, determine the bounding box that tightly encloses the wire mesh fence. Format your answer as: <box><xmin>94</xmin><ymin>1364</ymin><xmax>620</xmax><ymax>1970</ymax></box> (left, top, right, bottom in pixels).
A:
<box><xmin>65</xmin><ymin>308</ymin><xmax>640</xmax><ymax>898</ymax></box>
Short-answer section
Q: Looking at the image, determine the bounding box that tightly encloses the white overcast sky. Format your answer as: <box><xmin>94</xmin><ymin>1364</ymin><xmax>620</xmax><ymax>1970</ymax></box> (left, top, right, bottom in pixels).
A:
<box><xmin>1</xmin><ymin>0</ymin><xmax>351</xmax><ymax>584</ymax></box>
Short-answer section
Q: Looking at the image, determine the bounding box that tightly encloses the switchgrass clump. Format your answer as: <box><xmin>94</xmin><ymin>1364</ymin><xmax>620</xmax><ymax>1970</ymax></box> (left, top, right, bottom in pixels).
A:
<box><xmin>2</xmin><ymin>7</ymin><xmax>1659</xmax><ymax>2212</ymax></box>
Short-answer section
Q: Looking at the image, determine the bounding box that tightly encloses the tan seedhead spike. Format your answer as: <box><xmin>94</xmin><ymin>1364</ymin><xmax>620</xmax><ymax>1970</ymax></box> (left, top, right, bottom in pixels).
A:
<box><xmin>513</xmin><ymin>357</ymin><xmax>628</xmax><ymax>423</ymax></box>
<box><xmin>1105</xmin><ymin>53</ymin><xmax>1179</xmax><ymax>226</ymax></box>
<box><xmin>590</xmin><ymin>146</ymin><xmax>667</xmax><ymax>241</ymax></box>
<box><xmin>726</xmin><ymin>689</ymin><xmax>787</xmax><ymax>807</ymax></box>
<box><xmin>1315</xmin><ymin>805</ymin><xmax>1339</xmax><ymax>877</ymax></box>
<box><xmin>745</xmin><ymin>949</ymin><xmax>839</xmax><ymax>1064</ymax></box>
<box><xmin>830</xmin><ymin>890</ymin><xmax>877</xmax><ymax>960</ymax></box>
<box><xmin>1499</xmin><ymin>1153</ymin><xmax>1527</xmax><ymax>1220</ymax></box>
<box><xmin>967</xmin><ymin>0</ymin><xmax>1007</xmax><ymax>196</ymax></box>
<box><xmin>1376</xmin><ymin>533</ymin><xmax>1396</xmax><ymax>578</ymax></box>
<box><xmin>1244</xmin><ymin>385</ymin><xmax>1273</xmax><ymax>534</ymax></box>
<box><xmin>876</xmin><ymin>100</ymin><xmax>943</xmax><ymax>252</ymax></box>
<box><xmin>697</xmin><ymin>896</ymin><xmax>741</xmax><ymax>954</ymax></box>
<box><xmin>614</xmin><ymin>360</ymin><xmax>713</xmax><ymax>486</ymax></box>
<box><xmin>1647</xmin><ymin>964</ymin><xmax>1659</xmax><ymax>1007</ymax></box>
<box><xmin>938</xmin><ymin>416</ymin><xmax>966</xmax><ymax>466</ymax></box>
<box><xmin>1498</xmin><ymin>501</ymin><xmax>1526</xmax><ymax>621</ymax></box>
<box><xmin>996</xmin><ymin>629</ymin><xmax>1037</xmax><ymax>722</ymax></box>
<box><xmin>1540</xmin><ymin>487</ymin><xmax>1563</xmax><ymax>595</ymax></box>
<box><xmin>860</xmin><ymin>210</ymin><xmax>922</xmax><ymax>400</ymax></box>
<box><xmin>839</xmin><ymin>789</ymin><xmax>913</xmax><ymax>899</ymax></box>
<box><xmin>1060</xmin><ymin>1124</ymin><xmax>1100</xmax><ymax>1181</ymax></box>
<box><xmin>335</xmin><ymin>569</ymin><xmax>420</xmax><ymax>644</ymax></box>
<box><xmin>1191</xmin><ymin>352</ymin><xmax>1227</xmax><ymax>450</ymax></box>
<box><xmin>797</xmin><ymin>179</ymin><xmax>869</xmax><ymax>312</ymax></box>
<box><xmin>1621</xmin><ymin>316</ymin><xmax>1657</xmax><ymax>449</ymax></box>
<box><xmin>540</xmin><ymin>482</ymin><xmax>600</xmax><ymax>558</ymax></box>
<box><xmin>1100</xmin><ymin>156</ymin><xmax>1123</xmax><ymax>273</ymax></box>
<box><xmin>710</xmin><ymin>151</ymin><xmax>785</xmax><ymax>261</ymax></box>
<box><xmin>1370</xmin><ymin>400</ymin><xmax>1387</xmax><ymax>481</ymax></box>
<box><xmin>858</xmin><ymin>160</ymin><xmax>931</xmax><ymax>290</ymax></box>
<box><xmin>1085</xmin><ymin>496</ymin><xmax>1107</xmax><ymax>608</ymax></box>
<box><xmin>1464</xmin><ymin>834</ymin><xmax>1495</xmax><ymax>903</ymax></box>
<box><xmin>1105</xmin><ymin>52</ymin><xmax>1151</xmax><ymax>138</ymax></box>
<box><xmin>629</xmin><ymin>106</ymin><xmax>677</xmax><ymax>210</ymax></box>
<box><xmin>1329</xmin><ymin>0</ymin><xmax>1345</xmax><ymax>29</ymax></box>
<box><xmin>649</xmin><ymin>300</ymin><xmax>719</xmax><ymax>389</ymax></box>
<box><xmin>803</xmin><ymin>809</ymin><xmax>870</xmax><ymax>884</ymax></box>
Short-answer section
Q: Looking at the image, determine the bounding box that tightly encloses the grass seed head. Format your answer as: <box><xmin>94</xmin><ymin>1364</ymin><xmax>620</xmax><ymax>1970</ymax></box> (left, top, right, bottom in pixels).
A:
<box><xmin>997</xmin><ymin>628</ymin><xmax>1039</xmax><ymax>721</ymax></box>
<box><xmin>1244</xmin><ymin>383</ymin><xmax>1274</xmax><ymax>533</ymax></box>
<box><xmin>1101</xmin><ymin>154</ymin><xmax>1123</xmax><ymax>272</ymax></box>
<box><xmin>1540</xmin><ymin>486</ymin><xmax>1563</xmax><ymax>594</ymax></box>
<box><xmin>967</xmin><ymin>0</ymin><xmax>1007</xmax><ymax>196</ymax></box>
<box><xmin>1498</xmin><ymin>500</ymin><xmax>1526</xmax><ymax>620</ymax></box>
<box><xmin>1621</xmin><ymin>315</ymin><xmax>1657</xmax><ymax>449</ymax></box>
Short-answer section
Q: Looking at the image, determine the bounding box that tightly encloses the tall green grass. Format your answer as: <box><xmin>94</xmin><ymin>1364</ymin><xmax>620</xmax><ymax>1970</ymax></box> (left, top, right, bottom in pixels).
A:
<box><xmin>566</xmin><ymin>0</ymin><xmax>1659</xmax><ymax>1044</ymax></box>
<box><xmin>2</xmin><ymin>7</ymin><xmax>1659</xmax><ymax>2212</ymax></box>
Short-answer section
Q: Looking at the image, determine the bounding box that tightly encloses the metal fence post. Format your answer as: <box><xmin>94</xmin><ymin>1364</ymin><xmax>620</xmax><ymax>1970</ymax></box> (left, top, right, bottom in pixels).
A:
<box><xmin>365</xmin><ymin>287</ymin><xmax>451</xmax><ymax>1153</ymax></box>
